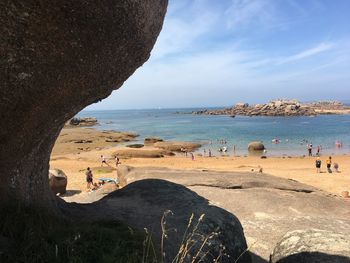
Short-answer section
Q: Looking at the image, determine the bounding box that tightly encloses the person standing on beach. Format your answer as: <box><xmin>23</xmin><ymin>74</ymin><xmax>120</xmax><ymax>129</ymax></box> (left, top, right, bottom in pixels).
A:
<box><xmin>86</xmin><ymin>167</ymin><xmax>93</xmax><ymax>190</ymax></box>
<box><xmin>101</xmin><ymin>155</ymin><xmax>108</xmax><ymax>166</ymax></box>
<box><xmin>209</xmin><ymin>149</ymin><xmax>212</xmax><ymax>157</ymax></box>
<box><xmin>115</xmin><ymin>156</ymin><xmax>121</xmax><ymax>168</ymax></box>
<box><xmin>326</xmin><ymin>156</ymin><xmax>332</xmax><ymax>173</ymax></box>
<box><xmin>315</xmin><ymin>157</ymin><xmax>321</xmax><ymax>173</ymax></box>
<box><xmin>308</xmin><ymin>144</ymin><xmax>313</xmax><ymax>157</ymax></box>
<box><xmin>190</xmin><ymin>152</ymin><xmax>195</xmax><ymax>161</ymax></box>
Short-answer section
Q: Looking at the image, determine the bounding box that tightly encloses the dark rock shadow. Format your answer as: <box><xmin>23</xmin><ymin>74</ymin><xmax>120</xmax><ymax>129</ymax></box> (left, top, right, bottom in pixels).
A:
<box><xmin>64</xmin><ymin>179</ymin><xmax>252</xmax><ymax>263</ymax></box>
<box><xmin>60</xmin><ymin>190</ymin><xmax>81</xmax><ymax>197</ymax></box>
<box><xmin>250</xmin><ymin>252</ymin><xmax>268</xmax><ymax>263</ymax></box>
<box><xmin>274</xmin><ymin>251</ymin><xmax>350</xmax><ymax>263</ymax></box>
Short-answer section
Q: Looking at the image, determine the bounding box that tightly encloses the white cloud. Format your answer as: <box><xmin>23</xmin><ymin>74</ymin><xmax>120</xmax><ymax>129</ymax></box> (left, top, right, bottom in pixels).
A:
<box><xmin>277</xmin><ymin>42</ymin><xmax>334</xmax><ymax>64</ymax></box>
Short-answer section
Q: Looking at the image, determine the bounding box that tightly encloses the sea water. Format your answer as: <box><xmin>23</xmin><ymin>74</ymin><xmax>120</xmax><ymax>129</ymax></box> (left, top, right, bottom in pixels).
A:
<box><xmin>77</xmin><ymin>108</ymin><xmax>350</xmax><ymax>156</ymax></box>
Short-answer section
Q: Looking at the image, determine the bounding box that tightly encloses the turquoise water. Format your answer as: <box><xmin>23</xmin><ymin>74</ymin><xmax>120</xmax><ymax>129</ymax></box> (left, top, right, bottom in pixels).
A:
<box><xmin>78</xmin><ymin>108</ymin><xmax>350</xmax><ymax>156</ymax></box>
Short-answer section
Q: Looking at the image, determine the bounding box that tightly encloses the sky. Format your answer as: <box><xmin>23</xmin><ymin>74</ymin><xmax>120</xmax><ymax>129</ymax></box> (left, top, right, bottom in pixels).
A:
<box><xmin>87</xmin><ymin>0</ymin><xmax>350</xmax><ymax>110</ymax></box>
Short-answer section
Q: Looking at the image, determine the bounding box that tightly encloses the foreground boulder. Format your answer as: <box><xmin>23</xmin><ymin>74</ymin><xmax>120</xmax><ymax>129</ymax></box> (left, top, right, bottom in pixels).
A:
<box><xmin>270</xmin><ymin>229</ymin><xmax>350</xmax><ymax>263</ymax></box>
<box><xmin>70</xmin><ymin>179</ymin><xmax>251</xmax><ymax>263</ymax></box>
<box><xmin>48</xmin><ymin>169</ymin><xmax>67</xmax><ymax>195</ymax></box>
<box><xmin>248</xmin><ymin>141</ymin><xmax>265</xmax><ymax>151</ymax></box>
<box><xmin>106</xmin><ymin>166</ymin><xmax>350</xmax><ymax>261</ymax></box>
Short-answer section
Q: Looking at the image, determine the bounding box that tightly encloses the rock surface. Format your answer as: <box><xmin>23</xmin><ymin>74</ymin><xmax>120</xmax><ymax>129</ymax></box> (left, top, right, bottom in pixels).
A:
<box><xmin>153</xmin><ymin>141</ymin><xmax>202</xmax><ymax>152</ymax></box>
<box><xmin>270</xmin><ymin>229</ymin><xmax>350</xmax><ymax>263</ymax></box>
<box><xmin>52</xmin><ymin>128</ymin><xmax>138</xmax><ymax>155</ymax></box>
<box><xmin>144</xmin><ymin>137</ymin><xmax>164</xmax><ymax>145</ymax></box>
<box><xmin>1</xmin><ymin>0</ymin><xmax>168</xmax><ymax>206</ymax></box>
<box><xmin>191</xmin><ymin>100</ymin><xmax>350</xmax><ymax>117</ymax></box>
<box><xmin>113</xmin><ymin>147</ymin><xmax>175</xmax><ymax>158</ymax></box>
<box><xmin>48</xmin><ymin>169</ymin><xmax>67</xmax><ymax>195</ymax></box>
<box><xmin>105</xmin><ymin>166</ymin><xmax>350</xmax><ymax>262</ymax></box>
<box><xmin>66</xmin><ymin>179</ymin><xmax>251</xmax><ymax>263</ymax></box>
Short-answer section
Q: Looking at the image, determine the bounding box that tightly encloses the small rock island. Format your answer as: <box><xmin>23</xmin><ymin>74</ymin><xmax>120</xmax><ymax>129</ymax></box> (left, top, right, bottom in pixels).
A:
<box><xmin>191</xmin><ymin>99</ymin><xmax>350</xmax><ymax>117</ymax></box>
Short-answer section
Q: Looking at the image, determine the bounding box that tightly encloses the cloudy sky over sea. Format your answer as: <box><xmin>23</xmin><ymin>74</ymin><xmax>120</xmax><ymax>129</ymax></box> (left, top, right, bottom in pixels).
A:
<box><xmin>88</xmin><ymin>0</ymin><xmax>350</xmax><ymax>110</ymax></box>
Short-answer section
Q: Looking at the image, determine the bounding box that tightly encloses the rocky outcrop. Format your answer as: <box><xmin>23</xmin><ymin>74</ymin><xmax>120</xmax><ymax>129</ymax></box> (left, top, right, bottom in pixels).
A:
<box><xmin>270</xmin><ymin>229</ymin><xmax>350</xmax><ymax>263</ymax></box>
<box><xmin>144</xmin><ymin>137</ymin><xmax>164</xmax><ymax>145</ymax></box>
<box><xmin>191</xmin><ymin>99</ymin><xmax>349</xmax><ymax>117</ymax></box>
<box><xmin>113</xmin><ymin>148</ymin><xmax>175</xmax><ymax>158</ymax></box>
<box><xmin>154</xmin><ymin>141</ymin><xmax>202</xmax><ymax>152</ymax></box>
<box><xmin>1</xmin><ymin>0</ymin><xmax>168</xmax><ymax>207</ymax></box>
<box><xmin>52</xmin><ymin>128</ymin><xmax>138</xmax><ymax>155</ymax></box>
<box><xmin>48</xmin><ymin>169</ymin><xmax>67</xmax><ymax>195</ymax></box>
<box><xmin>248</xmin><ymin>141</ymin><xmax>265</xmax><ymax>152</ymax></box>
<box><xmin>65</xmin><ymin>117</ymin><xmax>98</xmax><ymax>127</ymax></box>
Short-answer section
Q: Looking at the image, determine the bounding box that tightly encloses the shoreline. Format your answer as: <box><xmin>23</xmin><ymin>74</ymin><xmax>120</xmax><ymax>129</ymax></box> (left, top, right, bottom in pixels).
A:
<box><xmin>51</xmin><ymin>127</ymin><xmax>350</xmax><ymax>198</ymax></box>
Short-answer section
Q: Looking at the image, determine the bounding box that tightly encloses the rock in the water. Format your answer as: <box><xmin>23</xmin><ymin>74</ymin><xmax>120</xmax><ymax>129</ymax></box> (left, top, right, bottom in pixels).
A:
<box><xmin>66</xmin><ymin>117</ymin><xmax>98</xmax><ymax>127</ymax></box>
<box><xmin>270</xmin><ymin>229</ymin><xmax>350</xmax><ymax>263</ymax></box>
<box><xmin>248</xmin><ymin>141</ymin><xmax>265</xmax><ymax>151</ymax></box>
<box><xmin>48</xmin><ymin>169</ymin><xmax>67</xmax><ymax>195</ymax></box>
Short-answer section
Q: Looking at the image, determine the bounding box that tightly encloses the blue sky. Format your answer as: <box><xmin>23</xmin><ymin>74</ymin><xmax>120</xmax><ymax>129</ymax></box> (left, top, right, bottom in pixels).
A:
<box><xmin>87</xmin><ymin>0</ymin><xmax>350</xmax><ymax>110</ymax></box>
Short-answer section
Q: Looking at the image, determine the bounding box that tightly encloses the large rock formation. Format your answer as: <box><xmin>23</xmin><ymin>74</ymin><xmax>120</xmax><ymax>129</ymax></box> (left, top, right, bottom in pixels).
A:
<box><xmin>101</xmin><ymin>166</ymin><xmax>350</xmax><ymax>262</ymax></box>
<box><xmin>65</xmin><ymin>179</ymin><xmax>252</xmax><ymax>263</ymax></box>
<box><xmin>0</xmin><ymin>0</ymin><xmax>168</xmax><ymax>207</ymax></box>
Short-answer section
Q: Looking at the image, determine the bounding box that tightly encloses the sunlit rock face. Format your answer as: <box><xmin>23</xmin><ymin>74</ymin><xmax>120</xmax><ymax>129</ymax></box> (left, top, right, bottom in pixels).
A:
<box><xmin>0</xmin><ymin>0</ymin><xmax>168</xmax><ymax>206</ymax></box>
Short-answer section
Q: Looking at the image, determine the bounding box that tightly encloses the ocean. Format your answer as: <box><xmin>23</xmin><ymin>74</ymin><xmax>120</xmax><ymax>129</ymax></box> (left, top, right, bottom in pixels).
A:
<box><xmin>77</xmin><ymin>108</ymin><xmax>350</xmax><ymax>156</ymax></box>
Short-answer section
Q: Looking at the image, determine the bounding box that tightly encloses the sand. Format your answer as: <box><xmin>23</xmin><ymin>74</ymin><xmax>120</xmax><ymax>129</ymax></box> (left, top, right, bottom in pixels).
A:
<box><xmin>50</xmin><ymin>128</ymin><xmax>350</xmax><ymax>197</ymax></box>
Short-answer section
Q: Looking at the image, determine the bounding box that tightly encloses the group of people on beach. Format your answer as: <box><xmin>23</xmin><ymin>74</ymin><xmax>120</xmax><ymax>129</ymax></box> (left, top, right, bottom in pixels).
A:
<box><xmin>85</xmin><ymin>155</ymin><xmax>121</xmax><ymax>191</ymax></box>
<box><xmin>315</xmin><ymin>156</ymin><xmax>339</xmax><ymax>174</ymax></box>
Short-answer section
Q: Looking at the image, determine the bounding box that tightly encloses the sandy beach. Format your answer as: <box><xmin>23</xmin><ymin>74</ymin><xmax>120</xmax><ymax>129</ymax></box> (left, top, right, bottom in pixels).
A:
<box><xmin>50</xmin><ymin>127</ymin><xmax>350</xmax><ymax>197</ymax></box>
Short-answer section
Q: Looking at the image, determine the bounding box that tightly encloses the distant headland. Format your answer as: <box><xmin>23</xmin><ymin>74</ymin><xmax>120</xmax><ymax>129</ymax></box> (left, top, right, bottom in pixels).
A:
<box><xmin>190</xmin><ymin>99</ymin><xmax>350</xmax><ymax>117</ymax></box>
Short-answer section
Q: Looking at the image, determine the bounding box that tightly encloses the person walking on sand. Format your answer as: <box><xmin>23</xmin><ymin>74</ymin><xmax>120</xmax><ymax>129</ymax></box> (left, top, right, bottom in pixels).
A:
<box><xmin>86</xmin><ymin>167</ymin><xmax>93</xmax><ymax>190</ymax></box>
<box><xmin>100</xmin><ymin>155</ymin><xmax>108</xmax><ymax>166</ymax></box>
<box><xmin>326</xmin><ymin>156</ymin><xmax>332</xmax><ymax>173</ymax></box>
<box><xmin>315</xmin><ymin>157</ymin><xmax>321</xmax><ymax>173</ymax></box>
<box><xmin>208</xmin><ymin>149</ymin><xmax>212</xmax><ymax>157</ymax></box>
